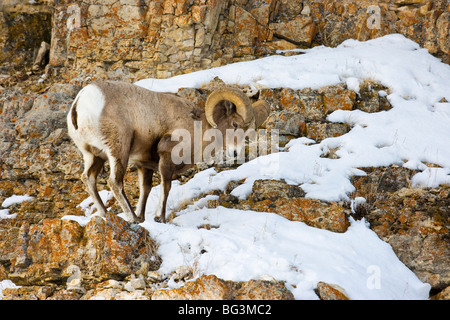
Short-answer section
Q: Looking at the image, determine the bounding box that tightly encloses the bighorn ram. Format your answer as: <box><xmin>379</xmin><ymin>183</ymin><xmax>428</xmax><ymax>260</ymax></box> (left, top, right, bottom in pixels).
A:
<box><xmin>67</xmin><ymin>81</ymin><xmax>270</xmax><ymax>223</ymax></box>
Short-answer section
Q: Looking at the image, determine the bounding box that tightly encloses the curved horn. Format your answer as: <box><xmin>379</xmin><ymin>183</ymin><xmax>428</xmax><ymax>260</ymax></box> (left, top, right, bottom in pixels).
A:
<box><xmin>252</xmin><ymin>100</ymin><xmax>270</xmax><ymax>128</ymax></box>
<box><xmin>205</xmin><ymin>87</ymin><xmax>254</xmax><ymax>128</ymax></box>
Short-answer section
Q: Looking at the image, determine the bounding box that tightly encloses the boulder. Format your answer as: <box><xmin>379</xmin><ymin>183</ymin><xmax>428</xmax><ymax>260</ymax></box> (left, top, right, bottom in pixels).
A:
<box><xmin>316</xmin><ymin>282</ymin><xmax>350</xmax><ymax>300</ymax></box>
<box><xmin>319</xmin><ymin>83</ymin><xmax>356</xmax><ymax>115</ymax></box>
<box><xmin>352</xmin><ymin>167</ymin><xmax>450</xmax><ymax>290</ymax></box>
<box><xmin>234</xmin><ymin>279</ymin><xmax>295</xmax><ymax>300</ymax></box>
<box><xmin>248</xmin><ymin>179</ymin><xmax>306</xmax><ymax>202</ymax></box>
<box><xmin>152</xmin><ymin>274</ymin><xmax>294</xmax><ymax>300</ymax></box>
<box><xmin>305</xmin><ymin>122</ymin><xmax>349</xmax><ymax>143</ymax></box>
<box><xmin>269</xmin><ymin>16</ymin><xmax>317</xmax><ymax>46</ymax></box>
<box><xmin>264</xmin><ymin>110</ymin><xmax>306</xmax><ymax>136</ymax></box>
<box><xmin>220</xmin><ymin>179</ymin><xmax>350</xmax><ymax>233</ymax></box>
<box><xmin>152</xmin><ymin>274</ymin><xmax>234</xmax><ymax>300</ymax></box>
<box><xmin>6</xmin><ymin>212</ymin><xmax>161</xmax><ymax>286</ymax></box>
<box><xmin>246</xmin><ymin>197</ymin><xmax>350</xmax><ymax>233</ymax></box>
<box><xmin>430</xmin><ymin>286</ymin><xmax>450</xmax><ymax>300</ymax></box>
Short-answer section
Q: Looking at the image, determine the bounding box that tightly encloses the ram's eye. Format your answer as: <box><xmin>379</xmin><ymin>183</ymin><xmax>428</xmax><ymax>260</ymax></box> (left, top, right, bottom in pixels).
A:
<box><xmin>232</xmin><ymin>121</ymin><xmax>238</xmax><ymax>129</ymax></box>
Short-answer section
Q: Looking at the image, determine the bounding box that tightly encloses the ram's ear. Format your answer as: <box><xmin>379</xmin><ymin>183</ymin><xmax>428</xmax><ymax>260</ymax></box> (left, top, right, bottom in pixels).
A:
<box><xmin>252</xmin><ymin>100</ymin><xmax>270</xmax><ymax>128</ymax></box>
<box><xmin>224</xmin><ymin>100</ymin><xmax>236</xmax><ymax>116</ymax></box>
<box><xmin>190</xmin><ymin>107</ymin><xmax>204</xmax><ymax>120</ymax></box>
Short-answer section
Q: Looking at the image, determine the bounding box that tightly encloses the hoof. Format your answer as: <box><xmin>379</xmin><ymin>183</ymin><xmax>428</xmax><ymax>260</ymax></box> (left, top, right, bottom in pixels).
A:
<box><xmin>135</xmin><ymin>215</ymin><xmax>145</xmax><ymax>223</ymax></box>
<box><xmin>154</xmin><ymin>216</ymin><xmax>166</xmax><ymax>223</ymax></box>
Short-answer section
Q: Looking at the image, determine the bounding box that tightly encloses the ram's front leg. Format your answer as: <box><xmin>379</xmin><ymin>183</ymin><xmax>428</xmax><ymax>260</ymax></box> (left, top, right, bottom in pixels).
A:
<box><xmin>154</xmin><ymin>135</ymin><xmax>177</xmax><ymax>223</ymax></box>
<box><xmin>135</xmin><ymin>167</ymin><xmax>153</xmax><ymax>223</ymax></box>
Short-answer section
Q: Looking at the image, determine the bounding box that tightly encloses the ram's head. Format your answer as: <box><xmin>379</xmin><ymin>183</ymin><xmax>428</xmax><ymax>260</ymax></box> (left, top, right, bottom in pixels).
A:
<box><xmin>205</xmin><ymin>87</ymin><xmax>270</xmax><ymax>132</ymax></box>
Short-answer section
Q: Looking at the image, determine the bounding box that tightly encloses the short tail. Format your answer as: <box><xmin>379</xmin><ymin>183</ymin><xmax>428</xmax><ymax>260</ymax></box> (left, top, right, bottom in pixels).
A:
<box><xmin>69</xmin><ymin>88</ymin><xmax>84</xmax><ymax>130</ymax></box>
<box><xmin>70</xmin><ymin>99</ymin><xmax>78</xmax><ymax>130</ymax></box>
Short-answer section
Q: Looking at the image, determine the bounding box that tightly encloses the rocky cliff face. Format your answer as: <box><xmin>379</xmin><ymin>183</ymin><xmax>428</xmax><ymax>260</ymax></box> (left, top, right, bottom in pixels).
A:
<box><xmin>1</xmin><ymin>80</ymin><xmax>448</xmax><ymax>299</ymax></box>
<box><xmin>0</xmin><ymin>0</ymin><xmax>449</xmax><ymax>300</ymax></box>
<box><xmin>1</xmin><ymin>0</ymin><xmax>449</xmax><ymax>80</ymax></box>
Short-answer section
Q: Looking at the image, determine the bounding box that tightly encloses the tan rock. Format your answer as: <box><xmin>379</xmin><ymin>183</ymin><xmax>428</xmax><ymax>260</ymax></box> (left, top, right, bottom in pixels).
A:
<box><xmin>305</xmin><ymin>122</ymin><xmax>349</xmax><ymax>142</ymax></box>
<box><xmin>2</xmin><ymin>0</ymin><xmax>450</xmax><ymax>79</ymax></box>
<box><xmin>152</xmin><ymin>274</ymin><xmax>294</xmax><ymax>300</ymax></box>
<box><xmin>272</xmin><ymin>198</ymin><xmax>350</xmax><ymax>233</ymax></box>
<box><xmin>7</xmin><ymin>211</ymin><xmax>161</xmax><ymax>286</ymax></box>
<box><xmin>397</xmin><ymin>6</ymin><xmax>420</xmax><ymax>27</ymax></box>
<box><xmin>270</xmin><ymin>16</ymin><xmax>316</xmax><ymax>46</ymax></box>
<box><xmin>316</xmin><ymin>282</ymin><xmax>350</xmax><ymax>300</ymax></box>
<box><xmin>264</xmin><ymin>110</ymin><xmax>306</xmax><ymax>136</ymax></box>
<box><xmin>2</xmin><ymin>285</ymin><xmax>56</xmax><ymax>300</ymax></box>
<box><xmin>235</xmin><ymin>7</ymin><xmax>259</xmax><ymax>47</ymax></box>
<box><xmin>277</xmin><ymin>88</ymin><xmax>325</xmax><ymax>121</ymax></box>
<box><xmin>152</xmin><ymin>274</ymin><xmax>234</xmax><ymax>300</ymax></box>
<box><xmin>192</xmin><ymin>5</ymin><xmax>207</xmax><ymax>23</ymax></box>
<box><xmin>251</xmin><ymin>5</ymin><xmax>271</xmax><ymax>25</ymax></box>
<box><xmin>430</xmin><ymin>286</ymin><xmax>450</xmax><ymax>300</ymax></box>
<box><xmin>394</xmin><ymin>0</ymin><xmax>428</xmax><ymax>5</ymax></box>
<box><xmin>238</xmin><ymin>180</ymin><xmax>351</xmax><ymax>233</ymax></box>
<box><xmin>267</xmin><ymin>40</ymin><xmax>299</xmax><ymax>51</ymax></box>
<box><xmin>235</xmin><ymin>279</ymin><xmax>294</xmax><ymax>300</ymax></box>
<box><xmin>248</xmin><ymin>179</ymin><xmax>305</xmax><ymax>202</ymax></box>
<box><xmin>319</xmin><ymin>84</ymin><xmax>356</xmax><ymax>114</ymax></box>
<box><xmin>437</xmin><ymin>12</ymin><xmax>450</xmax><ymax>55</ymax></box>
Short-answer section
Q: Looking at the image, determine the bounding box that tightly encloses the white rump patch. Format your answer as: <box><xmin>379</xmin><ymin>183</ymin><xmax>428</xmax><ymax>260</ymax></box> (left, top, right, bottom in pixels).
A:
<box><xmin>68</xmin><ymin>83</ymin><xmax>107</xmax><ymax>152</ymax></box>
<box><xmin>74</xmin><ymin>84</ymin><xmax>105</xmax><ymax>126</ymax></box>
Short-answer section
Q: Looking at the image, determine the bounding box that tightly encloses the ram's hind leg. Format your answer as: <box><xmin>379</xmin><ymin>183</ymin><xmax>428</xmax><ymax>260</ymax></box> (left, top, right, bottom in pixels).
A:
<box><xmin>81</xmin><ymin>151</ymin><xmax>107</xmax><ymax>217</ymax></box>
<box><xmin>107</xmin><ymin>155</ymin><xmax>139</xmax><ymax>222</ymax></box>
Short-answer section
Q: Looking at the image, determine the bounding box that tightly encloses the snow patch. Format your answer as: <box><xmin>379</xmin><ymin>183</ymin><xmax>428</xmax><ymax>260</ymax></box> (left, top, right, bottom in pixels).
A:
<box><xmin>140</xmin><ymin>206</ymin><xmax>430</xmax><ymax>300</ymax></box>
<box><xmin>62</xmin><ymin>190</ymin><xmax>113</xmax><ymax>226</ymax></box>
<box><xmin>411</xmin><ymin>167</ymin><xmax>450</xmax><ymax>188</ymax></box>
<box><xmin>1</xmin><ymin>194</ymin><xmax>34</xmax><ymax>208</ymax></box>
<box><xmin>77</xmin><ymin>189</ymin><xmax>113</xmax><ymax>216</ymax></box>
<box><xmin>345</xmin><ymin>77</ymin><xmax>360</xmax><ymax>94</ymax></box>
<box><xmin>0</xmin><ymin>280</ymin><xmax>20</xmax><ymax>299</ymax></box>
